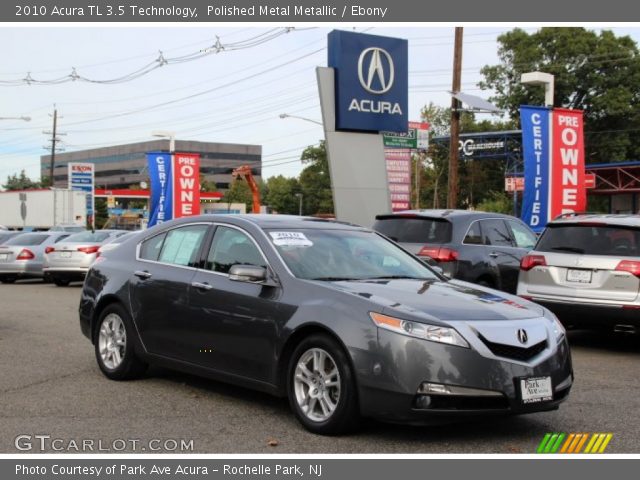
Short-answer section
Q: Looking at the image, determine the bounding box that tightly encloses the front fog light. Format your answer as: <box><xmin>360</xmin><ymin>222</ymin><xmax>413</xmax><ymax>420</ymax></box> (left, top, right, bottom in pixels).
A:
<box><xmin>370</xmin><ymin>312</ymin><xmax>469</xmax><ymax>348</ymax></box>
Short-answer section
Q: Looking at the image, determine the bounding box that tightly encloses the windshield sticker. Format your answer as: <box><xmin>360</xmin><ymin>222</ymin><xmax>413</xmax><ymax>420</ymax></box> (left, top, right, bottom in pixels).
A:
<box><xmin>269</xmin><ymin>231</ymin><xmax>313</xmax><ymax>247</ymax></box>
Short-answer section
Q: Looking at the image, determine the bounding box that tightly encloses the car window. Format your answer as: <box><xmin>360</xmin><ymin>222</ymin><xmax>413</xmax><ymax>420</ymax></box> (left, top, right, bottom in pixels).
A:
<box><xmin>4</xmin><ymin>233</ymin><xmax>49</xmax><ymax>246</ymax></box>
<box><xmin>157</xmin><ymin>225</ymin><xmax>208</xmax><ymax>267</ymax></box>
<box><xmin>373</xmin><ymin>217</ymin><xmax>452</xmax><ymax>243</ymax></box>
<box><xmin>54</xmin><ymin>234</ymin><xmax>70</xmax><ymax>243</ymax></box>
<box><xmin>64</xmin><ymin>231</ymin><xmax>112</xmax><ymax>243</ymax></box>
<box><xmin>507</xmin><ymin>220</ymin><xmax>537</xmax><ymax>249</ymax></box>
<box><xmin>139</xmin><ymin>233</ymin><xmax>166</xmax><ymax>262</ymax></box>
<box><xmin>206</xmin><ymin>226</ymin><xmax>266</xmax><ymax>274</ymax></box>
<box><xmin>480</xmin><ymin>219</ymin><xmax>513</xmax><ymax>247</ymax></box>
<box><xmin>463</xmin><ymin>221</ymin><xmax>483</xmax><ymax>245</ymax></box>
<box><xmin>536</xmin><ymin>224</ymin><xmax>640</xmax><ymax>256</ymax></box>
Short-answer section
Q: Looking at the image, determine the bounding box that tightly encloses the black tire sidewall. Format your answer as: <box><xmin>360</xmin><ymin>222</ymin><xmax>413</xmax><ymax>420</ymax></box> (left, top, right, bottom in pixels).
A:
<box><xmin>94</xmin><ymin>303</ymin><xmax>144</xmax><ymax>380</ymax></box>
<box><xmin>287</xmin><ymin>334</ymin><xmax>359</xmax><ymax>435</ymax></box>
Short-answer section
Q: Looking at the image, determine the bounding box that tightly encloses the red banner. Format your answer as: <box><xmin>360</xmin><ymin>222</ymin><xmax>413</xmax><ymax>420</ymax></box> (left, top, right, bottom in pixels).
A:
<box><xmin>550</xmin><ymin>109</ymin><xmax>586</xmax><ymax>219</ymax></box>
<box><xmin>173</xmin><ymin>153</ymin><xmax>201</xmax><ymax>218</ymax></box>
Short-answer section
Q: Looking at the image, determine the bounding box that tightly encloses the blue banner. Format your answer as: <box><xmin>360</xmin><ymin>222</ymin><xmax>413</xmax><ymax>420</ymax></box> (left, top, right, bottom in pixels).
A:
<box><xmin>328</xmin><ymin>30</ymin><xmax>408</xmax><ymax>133</ymax></box>
<box><xmin>147</xmin><ymin>152</ymin><xmax>173</xmax><ymax>227</ymax></box>
<box><xmin>520</xmin><ymin>106</ymin><xmax>551</xmax><ymax>233</ymax></box>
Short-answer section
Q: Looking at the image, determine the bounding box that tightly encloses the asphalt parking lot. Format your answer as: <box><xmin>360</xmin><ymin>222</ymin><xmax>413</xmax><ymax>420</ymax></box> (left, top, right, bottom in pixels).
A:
<box><xmin>1</xmin><ymin>280</ymin><xmax>639</xmax><ymax>453</ymax></box>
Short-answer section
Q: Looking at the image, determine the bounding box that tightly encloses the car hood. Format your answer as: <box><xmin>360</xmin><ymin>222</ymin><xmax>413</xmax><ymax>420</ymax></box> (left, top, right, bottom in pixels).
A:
<box><xmin>324</xmin><ymin>278</ymin><xmax>544</xmax><ymax>321</ymax></box>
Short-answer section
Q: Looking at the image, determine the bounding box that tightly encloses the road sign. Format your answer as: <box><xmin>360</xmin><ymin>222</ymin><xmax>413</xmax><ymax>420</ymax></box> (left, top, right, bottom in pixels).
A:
<box><xmin>585</xmin><ymin>173</ymin><xmax>596</xmax><ymax>189</ymax></box>
<box><xmin>505</xmin><ymin>177</ymin><xmax>525</xmax><ymax>192</ymax></box>
<box><xmin>383</xmin><ymin>121</ymin><xmax>430</xmax><ymax>149</ymax></box>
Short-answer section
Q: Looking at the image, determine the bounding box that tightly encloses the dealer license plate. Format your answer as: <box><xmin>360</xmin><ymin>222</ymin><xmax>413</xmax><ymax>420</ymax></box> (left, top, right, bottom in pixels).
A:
<box><xmin>567</xmin><ymin>269</ymin><xmax>592</xmax><ymax>283</ymax></box>
<box><xmin>0</xmin><ymin>253</ymin><xmax>8</xmax><ymax>261</ymax></box>
<box><xmin>60</xmin><ymin>251</ymin><xmax>72</xmax><ymax>258</ymax></box>
<box><xmin>520</xmin><ymin>376</ymin><xmax>553</xmax><ymax>404</ymax></box>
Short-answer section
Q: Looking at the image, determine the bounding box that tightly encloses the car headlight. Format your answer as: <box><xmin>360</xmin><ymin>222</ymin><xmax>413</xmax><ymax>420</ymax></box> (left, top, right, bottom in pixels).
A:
<box><xmin>370</xmin><ymin>312</ymin><xmax>469</xmax><ymax>348</ymax></box>
<box><xmin>543</xmin><ymin>308</ymin><xmax>565</xmax><ymax>342</ymax></box>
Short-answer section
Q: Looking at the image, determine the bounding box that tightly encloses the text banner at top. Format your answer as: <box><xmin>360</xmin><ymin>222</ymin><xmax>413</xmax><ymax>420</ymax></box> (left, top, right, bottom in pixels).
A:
<box><xmin>4</xmin><ymin>0</ymin><xmax>640</xmax><ymax>22</ymax></box>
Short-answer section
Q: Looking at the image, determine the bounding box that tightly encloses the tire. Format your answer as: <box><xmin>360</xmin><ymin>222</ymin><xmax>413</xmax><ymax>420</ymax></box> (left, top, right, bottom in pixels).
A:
<box><xmin>94</xmin><ymin>303</ymin><xmax>147</xmax><ymax>380</ymax></box>
<box><xmin>52</xmin><ymin>276</ymin><xmax>71</xmax><ymax>287</ymax></box>
<box><xmin>0</xmin><ymin>276</ymin><xmax>17</xmax><ymax>284</ymax></box>
<box><xmin>287</xmin><ymin>334</ymin><xmax>360</xmax><ymax>435</ymax></box>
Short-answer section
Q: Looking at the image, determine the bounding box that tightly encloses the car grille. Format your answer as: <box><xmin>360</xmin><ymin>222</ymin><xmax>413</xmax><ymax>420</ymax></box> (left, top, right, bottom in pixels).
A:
<box><xmin>478</xmin><ymin>334</ymin><xmax>548</xmax><ymax>362</ymax></box>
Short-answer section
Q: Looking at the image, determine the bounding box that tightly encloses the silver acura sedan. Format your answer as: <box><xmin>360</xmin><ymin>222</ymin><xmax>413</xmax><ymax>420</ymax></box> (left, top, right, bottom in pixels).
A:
<box><xmin>0</xmin><ymin>232</ymin><xmax>70</xmax><ymax>283</ymax></box>
<box><xmin>79</xmin><ymin>215</ymin><xmax>573</xmax><ymax>435</ymax></box>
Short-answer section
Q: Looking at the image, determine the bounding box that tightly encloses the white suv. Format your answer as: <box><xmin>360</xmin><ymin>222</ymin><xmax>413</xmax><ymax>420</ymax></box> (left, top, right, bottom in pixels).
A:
<box><xmin>517</xmin><ymin>214</ymin><xmax>640</xmax><ymax>333</ymax></box>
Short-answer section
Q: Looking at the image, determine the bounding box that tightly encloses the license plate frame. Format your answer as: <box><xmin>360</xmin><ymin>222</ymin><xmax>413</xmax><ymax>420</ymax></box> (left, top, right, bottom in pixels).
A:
<box><xmin>566</xmin><ymin>268</ymin><xmax>592</xmax><ymax>283</ymax></box>
<box><xmin>520</xmin><ymin>376</ymin><xmax>553</xmax><ymax>404</ymax></box>
<box><xmin>60</xmin><ymin>251</ymin><xmax>72</xmax><ymax>258</ymax></box>
<box><xmin>0</xmin><ymin>253</ymin><xmax>8</xmax><ymax>261</ymax></box>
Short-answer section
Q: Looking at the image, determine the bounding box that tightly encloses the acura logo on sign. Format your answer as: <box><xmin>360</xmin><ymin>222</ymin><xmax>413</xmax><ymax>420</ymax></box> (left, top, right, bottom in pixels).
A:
<box><xmin>517</xmin><ymin>329</ymin><xmax>528</xmax><ymax>345</ymax></box>
<box><xmin>358</xmin><ymin>47</ymin><xmax>395</xmax><ymax>94</ymax></box>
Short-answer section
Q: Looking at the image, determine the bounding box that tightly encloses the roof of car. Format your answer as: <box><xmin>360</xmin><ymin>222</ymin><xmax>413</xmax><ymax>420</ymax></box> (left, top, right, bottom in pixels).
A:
<box><xmin>549</xmin><ymin>213</ymin><xmax>640</xmax><ymax>227</ymax></box>
<box><xmin>376</xmin><ymin>209</ymin><xmax>515</xmax><ymax>221</ymax></box>
<box><xmin>172</xmin><ymin>214</ymin><xmax>368</xmax><ymax>230</ymax></box>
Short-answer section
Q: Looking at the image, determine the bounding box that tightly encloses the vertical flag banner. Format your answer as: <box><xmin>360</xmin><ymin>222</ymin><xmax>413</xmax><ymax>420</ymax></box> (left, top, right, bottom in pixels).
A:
<box><xmin>173</xmin><ymin>153</ymin><xmax>201</xmax><ymax>218</ymax></box>
<box><xmin>520</xmin><ymin>106</ymin><xmax>551</xmax><ymax>232</ymax></box>
<box><xmin>147</xmin><ymin>152</ymin><xmax>173</xmax><ymax>227</ymax></box>
<box><xmin>550</xmin><ymin>108</ymin><xmax>586</xmax><ymax>219</ymax></box>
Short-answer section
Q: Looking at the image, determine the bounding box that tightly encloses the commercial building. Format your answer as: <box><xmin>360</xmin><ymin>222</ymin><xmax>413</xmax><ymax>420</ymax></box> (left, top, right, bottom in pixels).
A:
<box><xmin>41</xmin><ymin>139</ymin><xmax>262</xmax><ymax>192</ymax></box>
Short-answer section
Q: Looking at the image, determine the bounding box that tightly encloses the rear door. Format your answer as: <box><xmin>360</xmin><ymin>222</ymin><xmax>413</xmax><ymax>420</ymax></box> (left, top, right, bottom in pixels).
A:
<box><xmin>526</xmin><ymin>224</ymin><xmax>640</xmax><ymax>303</ymax></box>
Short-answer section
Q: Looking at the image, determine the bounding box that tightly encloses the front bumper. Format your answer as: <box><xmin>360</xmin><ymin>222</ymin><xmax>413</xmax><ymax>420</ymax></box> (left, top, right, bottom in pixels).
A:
<box><xmin>355</xmin><ymin>329</ymin><xmax>572</xmax><ymax>423</ymax></box>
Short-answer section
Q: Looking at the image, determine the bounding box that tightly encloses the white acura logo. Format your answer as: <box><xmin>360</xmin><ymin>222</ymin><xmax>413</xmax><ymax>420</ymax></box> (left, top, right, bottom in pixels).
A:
<box><xmin>357</xmin><ymin>47</ymin><xmax>395</xmax><ymax>94</ymax></box>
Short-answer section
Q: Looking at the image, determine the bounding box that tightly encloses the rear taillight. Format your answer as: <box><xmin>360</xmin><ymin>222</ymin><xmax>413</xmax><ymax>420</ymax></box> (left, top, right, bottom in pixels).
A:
<box><xmin>520</xmin><ymin>254</ymin><xmax>547</xmax><ymax>271</ymax></box>
<box><xmin>16</xmin><ymin>249</ymin><xmax>35</xmax><ymax>260</ymax></box>
<box><xmin>418</xmin><ymin>246</ymin><xmax>459</xmax><ymax>262</ymax></box>
<box><xmin>615</xmin><ymin>260</ymin><xmax>640</xmax><ymax>277</ymax></box>
<box><xmin>44</xmin><ymin>246</ymin><xmax>55</xmax><ymax>254</ymax></box>
<box><xmin>78</xmin><ymin>246</ymin><xmax>100</xmax><ymax>254</ymax></box>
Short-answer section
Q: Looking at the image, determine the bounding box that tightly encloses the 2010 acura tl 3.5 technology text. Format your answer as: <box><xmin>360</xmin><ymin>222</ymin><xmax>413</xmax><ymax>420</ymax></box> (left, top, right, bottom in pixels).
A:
<box><xmin>79</xmin><ymin>215</ymin><xmax>573</xmax><ymax>435</ymax></box>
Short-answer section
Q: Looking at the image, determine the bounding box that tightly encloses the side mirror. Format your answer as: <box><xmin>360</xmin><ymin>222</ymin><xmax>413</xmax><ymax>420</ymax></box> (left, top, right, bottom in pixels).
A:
<box><xmin>229</xmin><ymin>265</ymin><xmax>267</xmax><ymax>283</ymax></box>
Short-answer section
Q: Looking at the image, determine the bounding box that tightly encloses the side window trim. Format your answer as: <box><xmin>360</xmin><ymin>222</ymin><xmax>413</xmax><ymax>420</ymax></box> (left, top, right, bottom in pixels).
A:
<box><xmin>462</xmin><ymin>218</ymin><xmax>485</xmax><ymax>246</ymax></box>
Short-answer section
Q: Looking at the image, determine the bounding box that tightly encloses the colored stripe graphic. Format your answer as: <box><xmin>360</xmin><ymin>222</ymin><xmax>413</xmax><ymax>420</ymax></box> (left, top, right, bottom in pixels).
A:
<box><xmin>537</xmin><ymin>433</ymin><xmax>612</xmax><ymax>453</ymax></box>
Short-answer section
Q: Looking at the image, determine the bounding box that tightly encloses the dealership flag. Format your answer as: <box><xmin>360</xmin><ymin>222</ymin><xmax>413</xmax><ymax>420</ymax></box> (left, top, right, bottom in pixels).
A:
<box><xmin>147</xmin><ymin>152</ymin><xmax>173</xmax><ymax>227</ymax></box>
<box><xmin>520</xmin><ymin>106</ymin><xmax>586</xmax><ymax>232</ymax></box>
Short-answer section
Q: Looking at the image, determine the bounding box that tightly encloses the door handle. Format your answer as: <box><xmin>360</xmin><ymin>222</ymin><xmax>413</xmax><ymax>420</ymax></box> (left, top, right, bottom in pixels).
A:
<box><xmin>134</xmin><ymin>270</ymin><xmax>152</xmax><ymax>279</ymax></box>
<box><xmin>191</xmin><ymin>281</ymin><xmax>213</xmax><ymax>291</ymax></box>
<box><xmin>489</xmin><ymin>252</ymin><xmax>499</xmax><ymax>258</ymax></box>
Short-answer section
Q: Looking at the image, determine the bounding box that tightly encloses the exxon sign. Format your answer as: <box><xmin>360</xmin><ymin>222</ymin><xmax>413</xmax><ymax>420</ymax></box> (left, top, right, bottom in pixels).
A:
<box><xmin>328</xmin><ymin>30</ymin><xmax>408</xmax><ymax>133</ymax></box>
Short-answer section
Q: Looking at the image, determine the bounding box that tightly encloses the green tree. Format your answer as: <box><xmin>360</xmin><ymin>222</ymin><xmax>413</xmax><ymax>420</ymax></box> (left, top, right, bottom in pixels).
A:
<box><xmin>264</xmin><ymin>175</ymin><xmax>301</xmax><ymax>214</ymax></box>
<box><xmin>223</xmin><ymin>179</ymin><xmax>255</xmax><ymax>213</ymax></box>
<box><xmin>480</xmin><ymin>27</ymin><xmax>640</xmax><ymax>162</ymax></box>
<box><xmin>299</xmin><ymin>141</ymin><xmax>334</xmax><ymax>215</ymax></box>
<box><xmin>94</xmin><ymin>198</ymin><xmax>109</xmax><ymax>229</ymax></box>
<box><xmin>2</xmin><ymin>170</ymin><xmax>42</xmax><ymax>191</ymax></box>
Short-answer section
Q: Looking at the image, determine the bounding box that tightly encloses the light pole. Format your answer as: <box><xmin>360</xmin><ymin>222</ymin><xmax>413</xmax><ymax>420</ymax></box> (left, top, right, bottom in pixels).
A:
<box><xmin>295</xmin><ymin>192</ymin><xmax>303</xmax><ymax>216</ymax></box>
<box><xmin>521</xmin><ymin>71</ymin><xmax>555</xmax><ymax>107</ymax></box>
<box><xmin>279</xmin><ymin>113</ymin><xmax>322</xmax><ymax>126</ymax></box>
<box><xmin>152</xmin><ymin>130</ymin><xmax>176</xmax><ymax>153</ymax></box>
<box><xmin>0</xmin><ymin>116</ymin><xmax>31</xmax><ymax>122</ymax></box>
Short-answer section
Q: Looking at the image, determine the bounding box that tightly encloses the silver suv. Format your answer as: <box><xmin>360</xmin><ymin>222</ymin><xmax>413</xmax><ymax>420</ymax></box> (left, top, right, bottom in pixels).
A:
<box><xmin>517</xmin><ymin>214</ymin><xmax>640</xmax><ymax>333</ymax></box>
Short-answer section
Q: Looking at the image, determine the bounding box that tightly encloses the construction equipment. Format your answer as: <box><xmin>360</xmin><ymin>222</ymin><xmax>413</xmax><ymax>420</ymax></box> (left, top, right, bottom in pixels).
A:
<box><xmin>231</xmin><ymin>165</ymin><xmax>261</xmax><ymax>214</ymax></box>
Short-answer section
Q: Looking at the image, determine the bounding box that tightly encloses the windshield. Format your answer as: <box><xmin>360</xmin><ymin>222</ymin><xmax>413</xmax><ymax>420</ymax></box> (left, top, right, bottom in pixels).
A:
<box><xmin>266</xmin><ymin>228</ymin><xmax>439</xmax><ymax>281</ymax></box>
<box><xmin>537</xmin><ymin>224</ymin><xmax>640</xmax><ymax>256</ymax></box>
<box><xmin>64</xmin><ymin>231</ymin><xmax>113</xmax><ymax>243</ymax></box>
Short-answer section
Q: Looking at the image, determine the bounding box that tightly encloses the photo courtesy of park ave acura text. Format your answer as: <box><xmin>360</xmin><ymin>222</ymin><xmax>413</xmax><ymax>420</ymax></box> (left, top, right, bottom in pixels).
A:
<box><xmin>1</xmin><ymin>3</ymin><xmax>639</xmax><ymax>461</ymax></box>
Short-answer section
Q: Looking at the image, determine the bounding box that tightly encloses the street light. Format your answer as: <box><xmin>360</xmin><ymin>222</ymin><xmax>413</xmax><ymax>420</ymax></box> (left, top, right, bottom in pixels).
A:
<box><xmin>0</xmin><ymin>116</ymin><xmax>31</xmax><ymax>122</ymax></box>
<box><xmin>279</xmin><ymin>113</ymin><xmax>322</xmax><ymax>126</ymax></box>
<box><xmin>295</xmin><ymin>192</ymin><xmax>303</xmax><ymax>216</ymax></box>
<box><xmin>151</xmin><ymin>130</ymin><xmax>176</xmax><ymax>152</ymax></box>
<box><xmin>521</xmin><ymin>71</ymin><xmax>555</xmax><ymax>107</ymax></box>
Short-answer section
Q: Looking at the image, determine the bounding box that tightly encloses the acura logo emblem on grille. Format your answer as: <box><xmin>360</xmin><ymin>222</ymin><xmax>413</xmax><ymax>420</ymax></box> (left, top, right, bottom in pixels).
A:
<box><xmin>517</xmin><ymin>329</ymin><xmax>528</xmax><ymax>345</ymax></box>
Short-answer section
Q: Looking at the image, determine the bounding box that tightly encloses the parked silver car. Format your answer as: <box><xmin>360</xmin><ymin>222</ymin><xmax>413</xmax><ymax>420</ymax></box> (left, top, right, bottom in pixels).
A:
<box><xmin>0</xmin><ymin>232</ymin><xmax>70</xmax><ymax>283</ymax></box>
<box><xmin>44</xmin><ymin>230</ymin><xmax>128</xmax><ymax>286</ymax></box>
<box><xmin>517</xmin><ymin>214</ymin><xmax>640</xmax><ymax>333</ymax></box>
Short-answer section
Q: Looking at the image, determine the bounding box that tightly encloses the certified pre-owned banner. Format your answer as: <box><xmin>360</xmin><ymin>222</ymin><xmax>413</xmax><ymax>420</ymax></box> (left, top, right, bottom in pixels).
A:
<box><xmin>520</xmin><ymin>106</ymin><xmax>586</xmax><ymax>232</ymax></box>
<box><xmin>173</xmin><ymin>153</ymin><xmax>201</xmax><ymax>219</ymax></box>
<box><xmin>147</xmin><ymin>152</ymin><xmax>173</xmax><ymax>227</ymax></box>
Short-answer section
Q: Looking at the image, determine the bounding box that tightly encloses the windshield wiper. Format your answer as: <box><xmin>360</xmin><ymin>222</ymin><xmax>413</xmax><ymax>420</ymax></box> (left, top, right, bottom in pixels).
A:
<box><xmin>309</xmin><ymin>276</ymin><xmax>364</xmax><ymax>281</ymax></box>
<box><xmin>550</xmin><ymin>246</ymin><xmax>585</xmax><ymax>254</ymax></box>
<box><xmin>362</xmin><ymin>275</ymin><xmax>434</xmax><ymax>280</ymax></box>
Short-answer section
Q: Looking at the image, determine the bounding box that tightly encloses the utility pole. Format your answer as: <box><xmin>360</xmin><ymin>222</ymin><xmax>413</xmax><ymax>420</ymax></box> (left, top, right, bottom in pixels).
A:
<box><xmin>447</xmin><ymin>27</ymin><xmax>463</xmax><ymax>209</ymax></box>
<box><xmin>43</xmin><ymin>107</ymin><xmax>65</xmax><ymax>187</ymax></box>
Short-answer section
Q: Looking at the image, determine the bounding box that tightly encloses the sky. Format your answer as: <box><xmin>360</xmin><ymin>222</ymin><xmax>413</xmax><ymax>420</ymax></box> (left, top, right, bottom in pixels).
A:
<box><xmin>1</xmin><ymin>25</ymin><xmax>640</xmax><ymax>184</ymax></box>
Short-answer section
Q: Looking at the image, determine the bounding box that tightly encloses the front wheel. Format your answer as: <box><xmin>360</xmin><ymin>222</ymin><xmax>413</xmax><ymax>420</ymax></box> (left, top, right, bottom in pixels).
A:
<box><xmin>287</xmin><ymin>334</ymin><xmax>360</xmax><ymax>435</ymax></box>
<box><xmin>95</xmin><ymin>304</ymin><xmax>147</xmax><ymax>380</ymax></box>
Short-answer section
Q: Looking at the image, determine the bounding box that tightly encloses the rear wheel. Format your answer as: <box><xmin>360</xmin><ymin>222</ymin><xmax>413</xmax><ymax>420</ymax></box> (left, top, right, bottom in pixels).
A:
<box><xmin>287</xmin><ymin>334</ymin><xmax>359</xmax><ymax>435</ymax></box>
<box><xmin>0</xmin><ymin>276</ymin><xmax>17</xmax><ymax>284</ymax></box>
<box><xmin>95</xmin><ymin>303</ymin><xmax>147</xmax><ymax>380</ymax></box>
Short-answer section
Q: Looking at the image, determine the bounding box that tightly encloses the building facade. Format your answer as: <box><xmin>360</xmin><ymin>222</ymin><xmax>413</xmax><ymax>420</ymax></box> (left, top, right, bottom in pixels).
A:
<box><xmin>41</xmin><ymin>139</ymin><xmax>262</xmax><ymax>192</ymax></box>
